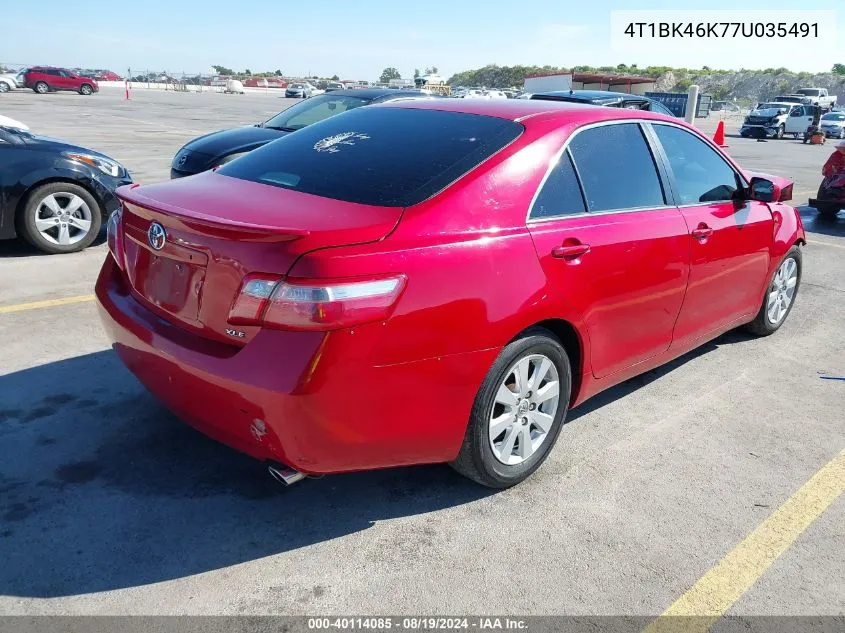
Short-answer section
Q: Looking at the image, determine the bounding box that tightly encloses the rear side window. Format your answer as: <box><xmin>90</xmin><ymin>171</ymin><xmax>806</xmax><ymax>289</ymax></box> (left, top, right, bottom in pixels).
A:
<box><xmin>218</xmin><ymin>108</ymin><xmax>523</xmax><ymax>207</ymax></box>
<box><xmin>530</xmin><ymin>150</ymin><xmax>586</xmax><ymax>219</ymax></box>
<box><xmin>652</xmin><ymin>124</ymin><xmax>740</xmax><ymax>204</ymax></box>
<box><xmin>568</xmin><ymin>123</ymin><xmax>666</xmax><ymax>212</ymax></box>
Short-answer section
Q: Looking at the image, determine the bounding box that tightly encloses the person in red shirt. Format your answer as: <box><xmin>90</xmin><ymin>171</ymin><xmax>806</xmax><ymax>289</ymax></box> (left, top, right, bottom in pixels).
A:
<box><xmin>822</xmin><ymin>139</ymin><xmax>845</xmax><ymax>177</ymax></box>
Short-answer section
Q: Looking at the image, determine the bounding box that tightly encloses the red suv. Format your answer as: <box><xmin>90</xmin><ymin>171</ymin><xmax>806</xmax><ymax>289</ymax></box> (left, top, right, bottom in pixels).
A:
<box><xmin>97</xmin><ymin>100</ymin><xmax>805</xmax><ymax>488</ymax></box>
<box><xmin>24</xmin><ymin>67</ymin><xmax>99</xmax><ymax>95</ymax></box>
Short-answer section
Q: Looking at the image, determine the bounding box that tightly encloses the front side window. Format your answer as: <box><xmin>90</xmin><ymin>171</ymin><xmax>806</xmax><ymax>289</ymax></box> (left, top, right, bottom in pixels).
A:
<box><xmin>529</xmin><ymin>150</ymin><xmax>586</xmax><ymax>219</ymax></box>
<box><xmin>567</xmin><ymin>123</ymin><xmax>666</xmax><ymax>212</ymax></box>
<box><xmin>652</xmin><ymin>124</ymin><xmax>741</xmax><ymax>204</ymax></box>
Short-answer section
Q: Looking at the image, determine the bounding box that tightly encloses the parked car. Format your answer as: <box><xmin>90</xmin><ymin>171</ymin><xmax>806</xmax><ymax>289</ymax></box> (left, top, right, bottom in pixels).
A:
<box><xmin>170</xmin><ymin>89</ymin><xmax>433</xmax><ymax>178</ymax></box>
<box><xmin>325</xmin><ymin>82</ymin><xmax>345</xmax><ymax>92</ymax></box>
<box><xmin>795</xmin><ymin>88</ymin><xmax>836</xmax><ymax>111</ymax></box>
<box><xmin>23</xmin><ymin>67</ymin><xmax>99</xmax><ymax>95</ymax></box>
<box><xmin>0</xmin><ymin>72</ymin><xmax>24</xmax><ymax>92</ymax></box>
<box><xmin>0</xmin><ymin>126</ymin><xmax>130</xmax><ymax>253</ymax></box>
<box><xmin>740</xmin><ymin>102</ymin><xmax>796</xmax><ymax>139</ymax></box>
<box><xmin>484</xmin><ymin>90</ymin><xmax>508</xmax><ymax>100</ymax></box>
<box><xmin>530</xmin><ymin>90</ymin><xmax>676</xmax><ymax>116</ymax></box>
<box><xmin>454</xmin><ymin>89</ymin><xmax>485</xmax><ymax>99</ymax></box>
<box><xmin>94</xmin><ymin>71</ymin><xmax>122</xmax><ymax>82</ymax></box>
<box><xmin>819</xmin><ymin>111</ymin><xmax>845</xmax><ymax>139</ymax></box>
<box><xmin>98</xmin><ymin>100</ymin><xmax>804</xmax><ymax>488</ymax></box>
<box><xmin>771</xmin><ymin>94</ymin><xmax>811</xmax><ymax>106</ymax></box>
<box><xmin>285</xmin><ymin>83</ymin><xmax>314</xmax><ymax>98</ymax></box>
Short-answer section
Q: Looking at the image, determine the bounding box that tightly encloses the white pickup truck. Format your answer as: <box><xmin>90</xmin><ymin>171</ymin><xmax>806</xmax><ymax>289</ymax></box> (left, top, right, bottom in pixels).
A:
<box><xmin>795</xmin><ymin>88</ymin><xmax>837</xmax><ymax>111</ymax></box>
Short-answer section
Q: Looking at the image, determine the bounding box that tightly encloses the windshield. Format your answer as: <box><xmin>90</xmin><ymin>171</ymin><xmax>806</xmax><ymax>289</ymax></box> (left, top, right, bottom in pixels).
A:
<box><xmin>797</xmin><ymin>89</ymin><xmax>821</xmax><ymax>96</ymax></box>
<box><xmin>263</xmin><ymin>94</ymin><xmax>369</xmax><ymax>131</ymax></box>
<box><xmin>822</xmin><ymin>113</ymin><xmax>845</xmax><ymax>121</ymax></box>
<box><xmin>774</xmin><ymin>97</ymin><xmax>803</xmax><ymax>103</ymax></box>
<box><xmin>220</xmin><ymin>107</ymin><xmax>523</xmax><ymax>207</ymax></box>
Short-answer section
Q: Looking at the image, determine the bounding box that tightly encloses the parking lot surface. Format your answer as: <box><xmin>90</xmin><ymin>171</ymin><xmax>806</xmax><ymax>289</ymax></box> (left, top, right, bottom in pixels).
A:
<box><xmin>1</xmin><ymin>89</ymin><xmax>843</xmax><ymax>617</ymax></box>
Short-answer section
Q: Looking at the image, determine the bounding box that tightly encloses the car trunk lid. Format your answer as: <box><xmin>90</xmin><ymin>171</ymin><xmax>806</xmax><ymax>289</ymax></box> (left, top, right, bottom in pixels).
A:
<box><xmin>117</xmin><ymin>172</ymin><xmax>403</xmax><ymax>345</ymax></box>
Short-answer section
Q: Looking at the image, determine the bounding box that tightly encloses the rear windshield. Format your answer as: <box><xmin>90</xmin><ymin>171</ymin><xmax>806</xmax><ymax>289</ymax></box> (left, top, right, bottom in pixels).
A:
<box><xmin>217</xmin><ymin>107</ymin><xmax>523</xmax><ymax>207</ymax></box>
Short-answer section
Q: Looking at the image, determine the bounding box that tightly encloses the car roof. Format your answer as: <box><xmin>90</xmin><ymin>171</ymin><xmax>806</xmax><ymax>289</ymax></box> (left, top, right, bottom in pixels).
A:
<box><xmin>336</xmin><ymin>88</ymin><xmax>427</xmax><ymax>100</ymax></box>
<box><xmin>375</xmin><ymin>97</ymin><xmax>677</xmax><ymax>125</ymax></box>
<box><xmin>534</xmin><ymin>90</ymin><xmax>649</xmax><ymax>101</ymax></box>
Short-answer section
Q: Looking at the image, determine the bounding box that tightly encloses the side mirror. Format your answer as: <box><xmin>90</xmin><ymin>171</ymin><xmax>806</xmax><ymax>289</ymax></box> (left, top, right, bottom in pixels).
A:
<box><xmin>749</xmin><ymin>177</ymin><xmax>781</xmax><ymax>203</ymax></box>
<box><xmin>328</xmin><ymin>102</ymin><xmax>337</xmax><ymax>110</ymax></box>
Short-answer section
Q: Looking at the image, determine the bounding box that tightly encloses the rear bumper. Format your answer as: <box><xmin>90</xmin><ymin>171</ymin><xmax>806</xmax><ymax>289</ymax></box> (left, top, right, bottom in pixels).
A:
<box><xmin>95</xmin><ymin>256</ymin><xmax>494</xmax><ymax>474</ymax></box>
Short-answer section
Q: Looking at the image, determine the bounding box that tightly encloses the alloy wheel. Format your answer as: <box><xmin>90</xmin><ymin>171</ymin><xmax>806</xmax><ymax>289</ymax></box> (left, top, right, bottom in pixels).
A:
<box><xmin>766</xmin><ymin>257</ymin><xmax>798</xmax><ymax>325</ymax></box>
<box><xmin>34</xmin><ymin>193</ymin><xmax>92</xmax><ymax>246</ymax></box>
<box><xmin>489</xmin><ymin>354</ymin><xmax>560</xmax><ymax>465</ymax></box>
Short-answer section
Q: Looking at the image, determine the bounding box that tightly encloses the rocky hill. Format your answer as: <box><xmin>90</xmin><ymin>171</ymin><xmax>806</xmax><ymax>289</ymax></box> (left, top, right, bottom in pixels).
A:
<box><xmin>447</xmin><ymin>64</ymin><xmax>845</xmax><ymax>104</ymax></box>
<box><xmin>656</xmin><ymin>70</ymin><xmax>845</xmax><ymax>103</ymax></box>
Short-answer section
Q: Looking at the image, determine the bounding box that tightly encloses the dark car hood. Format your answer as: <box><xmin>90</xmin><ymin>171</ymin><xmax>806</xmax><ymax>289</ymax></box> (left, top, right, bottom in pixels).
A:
<box><xmin>181</xmin><ymin>125</ymin><xmax>289</xmax><ymax>158</ymax></box>
<box><xmin>20</xmin><ymin>131</ymin><xmax>119</xmax><ymax>162</ymax></box>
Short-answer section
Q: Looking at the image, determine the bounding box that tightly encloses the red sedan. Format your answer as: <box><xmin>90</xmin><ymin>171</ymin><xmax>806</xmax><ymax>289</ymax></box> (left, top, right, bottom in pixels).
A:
<box><xmin>96</xmin><ymin>100</ymin><xmax>805</xmax><ymax>488</ymax></box>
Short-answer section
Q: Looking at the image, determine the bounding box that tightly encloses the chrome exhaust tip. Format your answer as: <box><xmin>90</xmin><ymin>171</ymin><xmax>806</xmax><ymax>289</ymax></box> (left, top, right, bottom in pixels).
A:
<box><xmin>268</xmin><ymin>464</ymin><xmax>306</xmax><ymax>486</ymax></box>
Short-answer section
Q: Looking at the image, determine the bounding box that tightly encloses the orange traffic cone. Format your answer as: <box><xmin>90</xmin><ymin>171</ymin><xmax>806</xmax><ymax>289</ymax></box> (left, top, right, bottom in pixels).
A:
<box><xmin>713</xmin><ymin>120</ymin><xmax>728</xmax><ymax>148</ymax></box>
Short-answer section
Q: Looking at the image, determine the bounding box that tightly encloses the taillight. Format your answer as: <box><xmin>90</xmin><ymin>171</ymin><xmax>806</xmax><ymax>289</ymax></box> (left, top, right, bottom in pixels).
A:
<box><xmin>106</xmin><ymin>208</ymin><xmax>124</xmax><ymax>270</ymax></box>
<box><xmin>228</xmin><ymin>275</ymin><xmax>406</xmax><ymax>331</ymax></box>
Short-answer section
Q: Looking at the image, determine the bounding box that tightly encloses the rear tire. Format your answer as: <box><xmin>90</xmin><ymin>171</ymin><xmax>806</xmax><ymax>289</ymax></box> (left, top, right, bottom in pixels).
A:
<box><xmin>34</xmin><ymin>81</ymin><xmax>49</xmax><ymax>94</ymax></box>
<box><xmin>451</xmin><ymin>327</ymin><xmax>571</xmax><ymax>488</ymax></box>
<box><xmin>0</xmin><ymin>82</ymin><xmax>9</xmax><ymax>93</ymax></box>
<box><xmin>744</xmin><ymin>246</ymin><xmax>802</xmax><ymax>336</ymax></box>
<box><xmin>17</xmin><ymin>182</ymin><xmax>102</xmax><ymax>254</ymax></box>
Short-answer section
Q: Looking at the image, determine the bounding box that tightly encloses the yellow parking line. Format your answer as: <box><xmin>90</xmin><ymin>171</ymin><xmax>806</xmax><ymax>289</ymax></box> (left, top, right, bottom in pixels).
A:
<box><xmin>810</xmin><ymin>239</ymin><xmax>845</xmax><ymax>250</ymax></box>
<box><xmin>643</xmin><ymin>449</ymin><xmax>845</xmax><ymax>633</ymax></box>
<box><xmin>0</xmin><ymin>294</ymin><xmax>95</xmax><ymax>314</ymax></box>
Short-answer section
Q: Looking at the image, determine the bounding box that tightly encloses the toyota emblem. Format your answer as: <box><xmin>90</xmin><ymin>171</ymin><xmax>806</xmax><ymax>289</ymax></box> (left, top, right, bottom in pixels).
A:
<box><xmin>147</xmin><ymin>222</ymin><xmax>166</xmax><ymax>250</ymax></box>
<box><xmin>178</xmin><ymin>153</ymin><xmax>187</xmax><ymax>166</ymax></box>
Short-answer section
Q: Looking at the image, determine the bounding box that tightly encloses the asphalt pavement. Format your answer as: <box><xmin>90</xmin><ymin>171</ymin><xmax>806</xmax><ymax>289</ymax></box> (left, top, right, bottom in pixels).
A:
<box><xmin>0</xmin><ymin>88</ymin><xmax>843</xmax><ymax>618</ymax></box>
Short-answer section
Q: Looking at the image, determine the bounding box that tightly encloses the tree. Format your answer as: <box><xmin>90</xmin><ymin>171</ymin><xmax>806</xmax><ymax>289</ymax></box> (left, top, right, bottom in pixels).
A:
<box><xmin>244</xmin><ymin>69</ymin><xmax>252</xmax><ymax>76</ymax></box>
<box><xmin>275</xmin><ymin>69</ymin><xmax>283</xmax><ymax>76</ymax></box>
<box><xmin>833</xmin><ymin>63</ymin><xmax>845</xmax><ymax>75</ymax></box>
<box><xmin>414</xmin><ymin>68</ymin><xmax>421</xmax><ymax>78</ymax></box>
<box><xmin>331</xmin><ymin>74</ymin><xmax>339</xmax><ymax>80</ymax></box>
<box><xmin>424</xmin><ymin>66</ymin><xmax>439</xmax><ymax>75</ymax></box>
<box><xmin>379</xmin><ymin>67</ymin><xmax>401</xmax><ymax>83</ymax></box>
<box><xmin>212</xmin><ymin>65</ymin><xmax>234</xmax><ymax>76</ymax></box>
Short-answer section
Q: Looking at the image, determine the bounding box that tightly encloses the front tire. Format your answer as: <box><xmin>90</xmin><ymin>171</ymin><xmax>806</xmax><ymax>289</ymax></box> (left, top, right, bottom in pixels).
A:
<box><xmin>816</xmin><ymin>204</ymin><xmax>840</xmax><ymax>218</ymax></box>
<box><xmin>17</xmin><ymin>182</ymin><xmax>102</xmax><ymax>254</ymax></box>
<box><xmin>775</xmin><ymin>125</ymin><xmax>784</xmax><ymax>140</ymax></box>
<box><xmin>34</xmin><ymin>81</ymin><xmax>49</xmax><ymax>94</ymax></box>
<box><xmin>451</xmin><ymin>328</ymin><xmax>571</xmax><ymax>488</ymax></box>
<box><xmin>0</xmin><ymin>82</ymin><xmax>9</xmax><ymax>93</ymax></box>
<box><xmin>744</xmin><ymin>246</ymin><xmax>802</xmax><ymax>336</ymax></box>
<box><xmin>79</xmin><ymin>83</ymin><xmax>93</xmax><ymax>95</ymax></box>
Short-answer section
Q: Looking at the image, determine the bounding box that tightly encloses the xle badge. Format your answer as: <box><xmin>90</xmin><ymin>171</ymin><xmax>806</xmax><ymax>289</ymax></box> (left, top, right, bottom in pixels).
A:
<box><xmin>226</xmin><ymin>328</ymin><xmax>246</xmax><ymax>338</ymax></box>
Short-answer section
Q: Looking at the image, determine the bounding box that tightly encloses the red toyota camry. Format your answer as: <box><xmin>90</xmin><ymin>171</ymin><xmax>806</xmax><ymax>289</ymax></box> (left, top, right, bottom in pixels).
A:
<box><xmin>97</xmin><ymin>100</ymin><xmax>805</xmax><ymax>488</ymax></box>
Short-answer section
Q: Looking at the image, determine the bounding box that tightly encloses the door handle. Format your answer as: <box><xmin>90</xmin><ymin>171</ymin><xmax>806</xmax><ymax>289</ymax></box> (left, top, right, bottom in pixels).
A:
<box><xmin>551</xmin><ymin>243</ymin><xmax>590</xmax><ymax>259</ymax></box>
<box><xmin>691</xmin><ymin>224</ymin><xmax>714</xmax><ymax>240</ymax></box>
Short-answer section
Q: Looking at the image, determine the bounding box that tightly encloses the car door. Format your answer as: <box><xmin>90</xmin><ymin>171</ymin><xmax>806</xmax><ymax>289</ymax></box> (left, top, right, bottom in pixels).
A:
<box><xmin>785</xmin><ymin>105</ymin><xmax>813</xmax><ymax>135</ymax></box>
<box><xmin>648</xmin><ymin>123</ymin><xmax>773</xmax><ymax>344</ymax></box>
<box><xmin>527</xmin><ymin>122</ymin><xmax>690</xmax><ymax>379</ymax></box>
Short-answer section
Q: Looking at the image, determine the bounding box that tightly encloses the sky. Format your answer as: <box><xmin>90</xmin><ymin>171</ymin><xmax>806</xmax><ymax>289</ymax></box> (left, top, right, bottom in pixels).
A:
<box><xmin>1</xmin><ymin>0</ymin><xmax>842</xmax><ymax>79</ymax></box>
